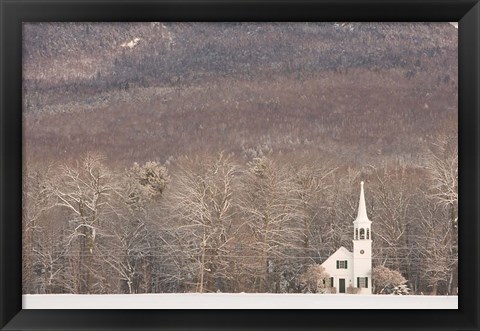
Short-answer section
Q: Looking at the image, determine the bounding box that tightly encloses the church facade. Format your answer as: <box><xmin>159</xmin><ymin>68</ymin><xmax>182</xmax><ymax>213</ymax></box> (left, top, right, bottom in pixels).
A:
<box><xmin>321</xmin><ymin>181</ymin><xmax>372</xmax><ymax>294</ymax></box>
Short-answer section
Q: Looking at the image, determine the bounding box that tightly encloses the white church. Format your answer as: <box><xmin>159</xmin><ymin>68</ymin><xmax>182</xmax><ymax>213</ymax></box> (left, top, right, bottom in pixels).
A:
<box><xmin>321</xmin><ymin>181</ymin><xmax>372</xmax><ymax>294</ymax></box>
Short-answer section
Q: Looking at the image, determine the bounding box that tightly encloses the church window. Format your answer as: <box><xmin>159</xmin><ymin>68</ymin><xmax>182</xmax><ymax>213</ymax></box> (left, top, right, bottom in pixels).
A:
<box><xmin>367</xmin><ymin>229</ymin><xmax>370</xmax><ymax>239</ymax></box>
<box><xmin>355</xmin><ymin>228</ymin><xmax>358</xmax><ymax>240</ymax></box>
<box><xmin>360</xmin><ymin>228</ymin><xmax>365</xmax><ymax>239</ymax></box>
<box><xmin>357</xmin><ymin>277</ymin><xmax>368</xmax><ymax>288</ymax></box>
<box><xmin>336</xmin><ymin>260</ymin><xmax>348</xmax><ymax>269</ymax></box>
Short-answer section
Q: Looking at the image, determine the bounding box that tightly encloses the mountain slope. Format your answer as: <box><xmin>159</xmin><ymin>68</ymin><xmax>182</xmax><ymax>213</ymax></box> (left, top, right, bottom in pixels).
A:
<box><xmin>23</xmin><ymin>22</ymin><xmax>458</xmax><ymax>167</ymax></box>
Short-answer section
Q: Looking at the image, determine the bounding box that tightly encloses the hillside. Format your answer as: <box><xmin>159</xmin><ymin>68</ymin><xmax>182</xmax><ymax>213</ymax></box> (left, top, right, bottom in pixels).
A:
<box><xmin>23</xmin><ymin>22</ymin><xmax>458</xmax><ymax>167</ymax></box>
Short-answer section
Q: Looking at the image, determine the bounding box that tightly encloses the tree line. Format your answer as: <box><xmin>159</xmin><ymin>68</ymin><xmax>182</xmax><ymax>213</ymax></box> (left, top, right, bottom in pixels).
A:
<box><xmin>22</xmin><ymin>135</ymin><xmax>457</xmax><ymax>295</ymax></box>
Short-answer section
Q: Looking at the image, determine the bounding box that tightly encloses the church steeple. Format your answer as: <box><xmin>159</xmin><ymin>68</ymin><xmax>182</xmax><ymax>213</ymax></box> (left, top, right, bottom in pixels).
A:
<box><xmin>353</xmin><ymin>181</ymin><xmax>371</xmax><ymax>240</ymax></box>
<box><xmin>355</xmin><ymin>181</ymin><xmax>370</xmax><ymax>223</ymax></box>
<box><xmin>352</xmin><ymin>181</ymin><xmax>373</xmax><ymax>294</ymax></box>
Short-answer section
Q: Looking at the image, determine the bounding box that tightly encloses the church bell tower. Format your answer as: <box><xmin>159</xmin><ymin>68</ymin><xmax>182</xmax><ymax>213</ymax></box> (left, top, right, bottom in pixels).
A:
<box><xmin>352</xmin><ymin>181</ymin><xmax>372</xmax><ymax>294</ymax></box>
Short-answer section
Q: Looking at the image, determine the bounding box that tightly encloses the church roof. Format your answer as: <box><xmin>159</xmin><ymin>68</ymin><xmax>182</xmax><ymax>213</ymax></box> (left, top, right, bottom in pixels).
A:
<box><xmin>353</xmin><ymin>181</ymin><xmax>371</xmax><ymax>225</ymax></box>
<box><xmin>320</xmin><ymin>246</ymin><xmax>353</xmax><ymax>266</ymax></box>
<box><xmin>335</xmin><ymin>246</ymin><xmax>352</xmax><ymax>255</ymax></box>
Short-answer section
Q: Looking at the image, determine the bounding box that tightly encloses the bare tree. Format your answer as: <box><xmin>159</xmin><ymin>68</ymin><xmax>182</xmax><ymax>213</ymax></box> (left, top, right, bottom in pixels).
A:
<box><xmin>323</xmin><ymin>168</ymin><xmax>362</xmax><ymax>254</ymax></box>
<box><xmin>163</xmin><ymin>152</ymin><xmax>240</xmax><ymax>293</ymax></box>
<box><xmin>424</xmin><ymin>134</ymin><xmax>458</xmax><ymax>211</ymax></box>
<box><xmin>97</xmin><ymin>213</ymin><xmax>150</xmax><ymax>294</ymax></box>
<box><xmin>238</xmin><ymin>156</ymin><xmax>304</xmax><ymax>292</ymax></box>
<box><xmin>423</xmin><ymin>134</ymin><xmax>458</xmax><ymax>294</ymax></box>
<box><xmin>105</xmin><ymin>161</ymin><xmax>170</xmax><ymax>293</ymax></box>
<box><xmin>369</xmin><ymin>165</ymin><xmax>413</xmax><ymax>274</ymax></box>
<box><xmin>22</xmin><ymin>163</ymin><xmax>60</xmax><ymax>293</ymax></box>
<box><xmin>46</xmin><ymin>152</ymin><xmax>121</xmax><ymax>293</ymax></box>
<box><xmin>293</xmin><ymin>160</ymin><xmax>337</xmax><ymax>260</ymax></box>
<box><xmin>412</xmin><ymin>196</ymin><xmax>457</xmax><ymax>295</ymax></box>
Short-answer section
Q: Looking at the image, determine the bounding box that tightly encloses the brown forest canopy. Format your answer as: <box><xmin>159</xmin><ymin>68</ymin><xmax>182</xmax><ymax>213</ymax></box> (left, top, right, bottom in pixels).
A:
<box><xmin>23</xmin><ymin>22</ymin><xmax>457</xmax><ymax>167</ymax></box>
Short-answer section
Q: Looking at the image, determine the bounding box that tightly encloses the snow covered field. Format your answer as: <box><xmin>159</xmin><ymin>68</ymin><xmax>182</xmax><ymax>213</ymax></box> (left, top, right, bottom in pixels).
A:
<box><xmin>23</xmin><ymin>293</ymin><xmax>458</xmax><ymax>309</ymax></box>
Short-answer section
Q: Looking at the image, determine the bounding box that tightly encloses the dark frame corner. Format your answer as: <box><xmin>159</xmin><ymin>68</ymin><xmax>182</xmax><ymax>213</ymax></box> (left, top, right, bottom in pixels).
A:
<box><xmin>1</xmin><ymin>0</ymin><xmax>479</xmax><ymax>330</ymax></box>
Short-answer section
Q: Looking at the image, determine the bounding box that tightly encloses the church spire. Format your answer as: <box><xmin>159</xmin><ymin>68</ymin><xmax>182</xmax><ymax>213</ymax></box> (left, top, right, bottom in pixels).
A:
<box><xmin>354</xmin><ymin>181</ymin><xmax>371</xmax><ymax>224</ymax></box>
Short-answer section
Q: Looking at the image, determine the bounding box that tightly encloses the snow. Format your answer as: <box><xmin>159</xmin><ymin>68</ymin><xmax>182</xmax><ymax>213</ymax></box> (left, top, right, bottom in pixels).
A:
<box><xmin>120</xmin><ymin>37</ymin><xmax>141</xmax><ymax>49</ymax></box>
<box><xmin>23</xmin><ymin>294</ymin><xmax>458</xmax><ymax>309</ymax></box>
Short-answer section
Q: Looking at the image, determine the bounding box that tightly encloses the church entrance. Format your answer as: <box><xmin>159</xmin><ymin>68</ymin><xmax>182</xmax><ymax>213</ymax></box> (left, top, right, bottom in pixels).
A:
<box><xmin>339</xmin><ymin>279</ymin><xmax>346</xmax><ymax>293</ymax></box>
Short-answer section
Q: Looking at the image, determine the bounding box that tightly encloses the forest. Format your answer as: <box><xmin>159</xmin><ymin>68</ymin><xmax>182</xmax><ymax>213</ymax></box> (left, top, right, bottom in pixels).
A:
<box><xmin>22</xmin><ymin>133</ymin><xmax>457</xmax><ymax>295</ymax></box>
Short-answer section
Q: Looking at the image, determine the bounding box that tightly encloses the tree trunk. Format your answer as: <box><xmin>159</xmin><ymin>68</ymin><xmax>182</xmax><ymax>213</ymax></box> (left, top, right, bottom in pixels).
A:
<box><xmin>199</xmin><ymin>235</ymin><xmax>206</xmax><ymax>293</ymax></box>
<box><xmin>431</xmin><ymin>282</ymin><xmax>438</xmax><ymax>295</ymax></box>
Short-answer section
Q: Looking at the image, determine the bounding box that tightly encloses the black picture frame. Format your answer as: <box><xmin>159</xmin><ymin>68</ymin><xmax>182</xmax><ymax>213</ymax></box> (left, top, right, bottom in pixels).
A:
<box><xmin>1</xmin><ymin>0</ymin><xmax>478</xmax><ymax>330</ymax></box>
